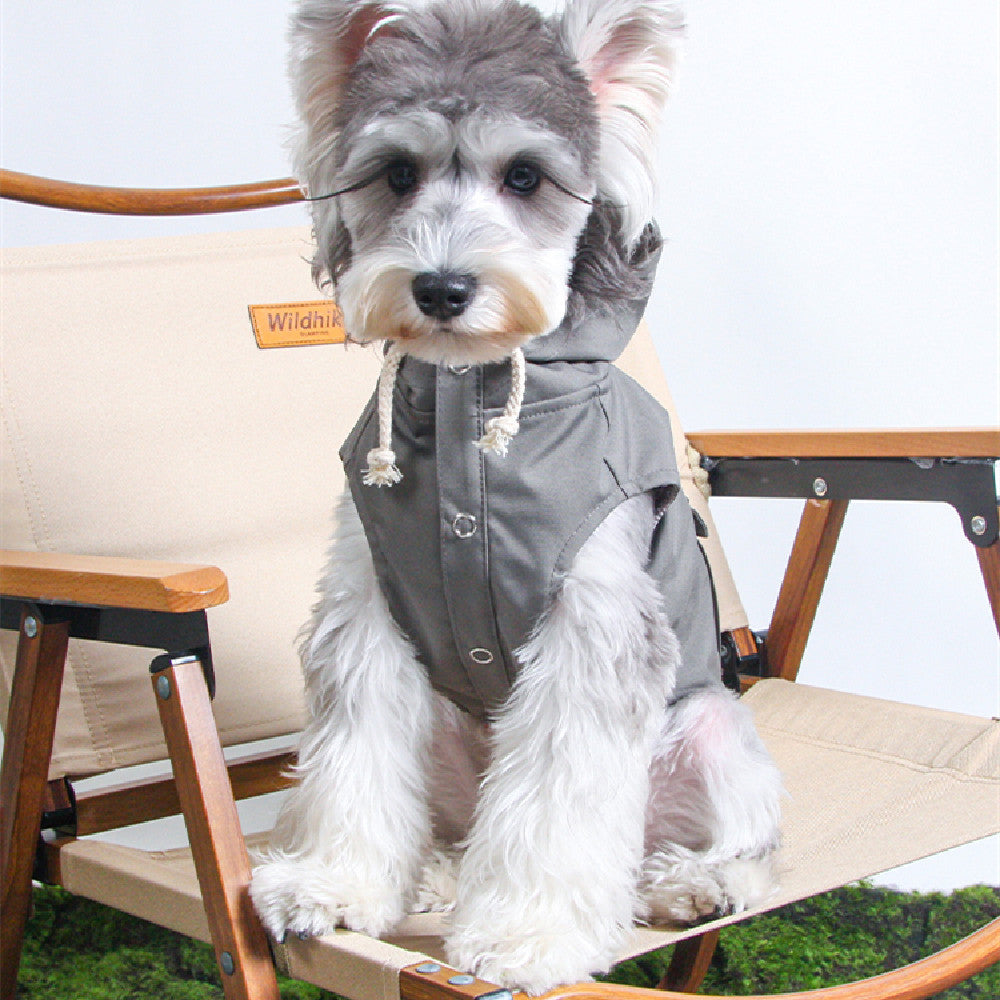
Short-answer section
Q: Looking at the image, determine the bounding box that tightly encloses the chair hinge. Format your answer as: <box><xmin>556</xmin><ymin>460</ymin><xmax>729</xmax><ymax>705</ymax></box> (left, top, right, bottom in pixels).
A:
<box><xmin>150</xmin><ymin>649</ymin><xmax>216</xmax><ymax>700</ymax></box>
<box><xmin>40</xmin><ymin>776</ymin><xmax>76</xmax><ymax>834</ymax></box>
<box><xmin>721</xmin><ymin>630</ymin><xmax>768</xmax><ymax>690</ymax></box>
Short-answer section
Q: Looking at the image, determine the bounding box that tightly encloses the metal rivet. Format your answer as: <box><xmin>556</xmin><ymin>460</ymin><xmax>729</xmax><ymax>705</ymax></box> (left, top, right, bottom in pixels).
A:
<box><xmin>448</xmin><ymin>974</ymin><xmax>476</xmax><ymax>986</ymax></box>
<box><xmin>452</xmin><ymin>512</ymin><xmax>478</xmax><ymax>538</ymax></box>
<box><xmin>971</xmin><ymin>515</ymin><xmax>987</xmax><ymax>536</ymax></box>
<box><xmin>23</xmin><ymin>616</ymin><xmax>38</xmax><ymax>639</ymax></box>
<box><xmin>812</xmin><ymin>477</ymin><xmax>829</xmax><ymax>497</ymax></box>
<box><xmin>415</xmin><ymin>962</ymin><xmax>441</xmax><ymax>974</ymax></box>
<box><xmin>219</xmin><ymin>951</ymin><xmax>235</xmax><ymax>976</ymax></box>
<box><xmin>469</xmin><ymin>648</ymin><xmax>494</xmax><ymax>665</ymax></box>
<box><xmin>156</xmin><ymin>675</ymin><xmax>171</xmax><ymax>700</ymax></box>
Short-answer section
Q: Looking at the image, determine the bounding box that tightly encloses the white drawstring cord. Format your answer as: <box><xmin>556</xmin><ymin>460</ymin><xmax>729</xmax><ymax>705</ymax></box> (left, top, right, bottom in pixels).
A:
<box><xmin>362</xmin><ymin>342</ymin><xmax>406</xmax><ymax>487</ymax></box>
<box><xmin>363</xmin><ymin>344</ymin><xmax>526</xmax><ymax>487</ymax></box>
<box><xmin>476</xmin><ymin>346</ymin><xmax>525</xmax><ymax>457</ymax></box>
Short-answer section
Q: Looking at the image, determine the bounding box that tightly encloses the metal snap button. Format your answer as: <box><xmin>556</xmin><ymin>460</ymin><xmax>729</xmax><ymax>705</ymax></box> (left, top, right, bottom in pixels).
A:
<box><xmin>452</xmin><ymin>512</ymin><xmax>477</xmax><ymax>538</ymax></box>
<box><xmin>469</xmin><ymin>648</ymin><xmax>494</xmax><ymax>665</ymax></box>
<box><xmin>448</xmin><ymin>363</ymin><xmax>471</xmax><ymax>374</ymax></box>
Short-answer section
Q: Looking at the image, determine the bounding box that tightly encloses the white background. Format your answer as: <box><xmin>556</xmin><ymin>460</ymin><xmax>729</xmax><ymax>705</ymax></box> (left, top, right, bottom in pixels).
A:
<box><xmin>2</xmin><ymin>1</ymin><xmax>997</xmax><ymax>891</ymax></box>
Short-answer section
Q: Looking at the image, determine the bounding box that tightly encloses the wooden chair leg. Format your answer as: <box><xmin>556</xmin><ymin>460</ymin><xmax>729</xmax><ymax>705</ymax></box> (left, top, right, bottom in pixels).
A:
<box><xmin>975</xmin><ymin>505</ymin><xmax>1000</xmax><ymax>635</ymax></box>
<box><xmin>658</xmin><ymin>930</ymin><xmax>721</xmax><ymax>992</ymax></box>
<box><xmin>766</xmin><ymin>498</ymin><xmax>849</xmax><ymax>681</ymax></box>
<box><xmin>152</xmin><ymin>654</ymin><xmax>279</xmax><ymax>1000</ymax></box>
<box><xmin>1</xmin><ymin>606</ymin><xmax>70</xmax><ymax>1000</ymax></box>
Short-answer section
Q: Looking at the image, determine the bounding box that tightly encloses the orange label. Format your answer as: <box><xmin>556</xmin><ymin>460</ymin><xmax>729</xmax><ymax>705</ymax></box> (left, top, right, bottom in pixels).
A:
<box><xmin>249</xmin><ymin>301</ymin><xmax>346</xmax><ymax>348</ymax></box>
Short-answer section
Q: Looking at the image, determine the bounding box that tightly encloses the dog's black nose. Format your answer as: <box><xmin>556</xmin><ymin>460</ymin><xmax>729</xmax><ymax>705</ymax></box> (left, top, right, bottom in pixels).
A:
<box><xmin>412</xmin><ymin>271</ymin><xmax>477</xmax><ymax>320</ymax></box>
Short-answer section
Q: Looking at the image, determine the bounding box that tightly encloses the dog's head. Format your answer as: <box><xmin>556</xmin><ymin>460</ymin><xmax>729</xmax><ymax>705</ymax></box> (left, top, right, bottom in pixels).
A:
<box><xmin>290</xmin><ymin>0</ymin><xmax>683</xmax><ymax>365</ymax></box>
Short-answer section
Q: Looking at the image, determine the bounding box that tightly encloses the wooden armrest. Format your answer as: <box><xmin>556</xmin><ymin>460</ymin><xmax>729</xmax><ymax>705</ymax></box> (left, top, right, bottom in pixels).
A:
<box><xmin>686</xmin><ymin>427</ymin><xmax>1000</xmax><ymax>460</ymax></box>
<box><xmin>0</xmin><ymin>168</ymin><xmax>302</xmax><ymax>216</ymax></box>
<box><xmin>0</xmin><ymin>551</ymin><xmax>228</xmax><ymax>613</ymax></box>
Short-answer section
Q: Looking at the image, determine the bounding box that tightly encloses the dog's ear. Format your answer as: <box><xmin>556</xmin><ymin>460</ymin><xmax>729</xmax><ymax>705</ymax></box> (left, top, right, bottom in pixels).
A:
<box><xmin>289</xmin><ymin>1</ymin><xmax>407</xmax><ymax>176</ymax></box>
<box><xmin>559</xmin><ymin>0</ymin><xmax>684</xmax><ymax>245</ymax></box>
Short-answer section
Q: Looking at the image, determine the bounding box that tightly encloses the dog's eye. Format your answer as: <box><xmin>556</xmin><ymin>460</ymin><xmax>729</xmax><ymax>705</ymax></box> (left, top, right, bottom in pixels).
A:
<box><xmin>386</xmin><ymin>158</ymin><xmax>418</xmax><ymax>195</ymax></box>
<box><xmin>504</xmin><ymin>161</ymin><xmax>541</xmax><ymax>196</ymax></box>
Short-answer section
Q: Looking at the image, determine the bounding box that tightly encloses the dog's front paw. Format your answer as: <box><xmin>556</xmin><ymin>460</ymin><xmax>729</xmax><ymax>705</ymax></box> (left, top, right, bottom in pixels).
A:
<box><xmin>446</xmin><ymin>921</ymin><xmax>616</xmax><ymax>996</ymax></box>
<box><xmin>641</xmin><ymin>848</ymin><xmax>778</xmax><ymax>925</ymax></box>
<box><xmin>250</xmin><ymin>857</ymin><xmax>404</xmax><ymax>940</ymax></box>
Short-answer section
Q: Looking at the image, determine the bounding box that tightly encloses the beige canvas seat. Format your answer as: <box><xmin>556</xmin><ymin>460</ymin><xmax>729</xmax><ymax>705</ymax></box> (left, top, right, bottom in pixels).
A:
<box><xmin>1</xmin><ymin>172</ymin><xmax>998</xmax><ymax>1000</ymax></box>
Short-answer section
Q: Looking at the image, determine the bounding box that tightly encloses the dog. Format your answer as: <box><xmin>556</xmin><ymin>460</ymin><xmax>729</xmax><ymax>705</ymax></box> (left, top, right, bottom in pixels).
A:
<box><xmin>250</xmin><ymin>0</ymin><xmax>783</xmax><ymax>992</ymax></box>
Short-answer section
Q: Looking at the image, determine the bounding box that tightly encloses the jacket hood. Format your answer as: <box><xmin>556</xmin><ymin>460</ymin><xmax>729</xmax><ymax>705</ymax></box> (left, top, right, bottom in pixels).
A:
<box><xmin>525</xmin><ymin>217</ymin><xmax>662</xmax><ymax>364</ymax></box>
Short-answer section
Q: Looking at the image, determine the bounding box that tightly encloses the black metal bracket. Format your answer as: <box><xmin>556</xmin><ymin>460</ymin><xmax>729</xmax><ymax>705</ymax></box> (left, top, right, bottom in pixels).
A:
<box><xmin>720</xmin><ymin>629</ymin><xmax>768</xmax><ymax>690</ymax></box>
<box><xmin>0</xmin><ymin>597</ymin><xmax>215</xmax><ymax>697</ymax></box>
<box><xmin>703</xmin><ymin>456</ymin><xmax>998</xmax><ymax>548</ymax></box>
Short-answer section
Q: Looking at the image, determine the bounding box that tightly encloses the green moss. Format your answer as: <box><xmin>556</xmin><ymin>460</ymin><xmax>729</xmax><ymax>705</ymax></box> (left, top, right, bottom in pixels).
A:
<box><xmin>17</xmin><ymin>882</ymin><xmax>999</xmax><ymax>998</ymax></box>
<box><xmin>16</xmin><ymin>886</ymin><xmax>339</xmax><ymax>1000</ymax></box>
<box><xmin>600</xmin><ymin>882</ymin><xmax>999</xmax><ymax>997</ymax></box>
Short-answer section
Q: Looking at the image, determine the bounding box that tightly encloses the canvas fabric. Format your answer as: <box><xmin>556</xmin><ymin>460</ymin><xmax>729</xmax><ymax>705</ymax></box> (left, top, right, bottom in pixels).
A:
<box><xmin>0</xmin><ymin>225</ymin><xmax>747</xmax><ymax>778</ymax></box>
<box><xmin>56</xmin><ymin>679</ymin><xmax>1000</xmax><ymax>998</ymax></box>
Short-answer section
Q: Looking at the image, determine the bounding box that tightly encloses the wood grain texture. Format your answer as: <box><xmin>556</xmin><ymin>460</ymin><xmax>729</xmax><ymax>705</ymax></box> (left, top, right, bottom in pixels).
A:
<box><xmin>0</xmin><ymin>168</ymin><xmax>303</xmax><ymax>215</ymax></box>
<box><xmin>658</xmin><ymin>929</ymin><xmax>720</xmax><ymax>992</ymax></box>
<box><xmin>71</xmin><ymin>750</ymin><xmax>297</xmax><ymax>836</ymax></box>
<box><xmin>687</xmin><ymin>428</ymin><xmax>1000</xmax><ymax>459</ymax></box>
<box><xmin>153</xmin><ymin>657</ymin><xmax>279</xmax><ymax>1000</ymax></box>
<box><xmin>532</xmin><ymin>917</ymin><xmax>1000</xmax><ymax>999</ymax></box>
<box><xmin>0</xmin><ymin>609</ymin><xmax>71</xmax><ymax>1000</ymax></box>
<box><xmin>1</xmin><ymin>550</ymin><xmax>228</xmax><ymax>613</ymax></box>
<box><xmin>767</xmin><ymin>499</ymin><xmax>849</xmax><ymax>682</ymax></box>
<box><xmin>975</xmin><ymin>507</ymin><xmax>1000</xmax><ymax>635</ymax></box>
<box><xmin>400</xmin><ymin>962</ymin><xmax>506</xmax><ymax>1000</ymax></box>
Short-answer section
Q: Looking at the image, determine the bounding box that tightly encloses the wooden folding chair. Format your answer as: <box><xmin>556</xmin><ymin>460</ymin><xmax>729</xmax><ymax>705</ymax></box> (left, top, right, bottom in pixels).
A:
<box><xmin>1</xmin><ymin>168</ymin><xmax>998</xmax><ymax>1000</ymax></box>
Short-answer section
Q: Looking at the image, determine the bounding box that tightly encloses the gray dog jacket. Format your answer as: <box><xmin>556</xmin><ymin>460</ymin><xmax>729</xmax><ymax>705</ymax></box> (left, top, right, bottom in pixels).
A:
<box><xmin>341</xmin><ymin>292</ymin><xmax>722</xmax><ymax>719</ymax></box>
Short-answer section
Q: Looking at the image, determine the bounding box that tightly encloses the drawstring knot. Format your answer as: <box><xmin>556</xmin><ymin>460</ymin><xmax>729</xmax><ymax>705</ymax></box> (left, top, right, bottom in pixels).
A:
<box><xmin>476</xmin><ymin>347</ymin><xmax>525</xmax><ymax>458</ymax></box>
<box><xmin>362</xmin><ymin>343</ymin><xmax>405</xmax><ymax>487</ymax></box>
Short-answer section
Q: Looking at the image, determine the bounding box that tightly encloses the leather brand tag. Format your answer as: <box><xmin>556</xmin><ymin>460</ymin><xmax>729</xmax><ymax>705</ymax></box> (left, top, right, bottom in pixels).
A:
<box><xmin>249</xmin><ymin>301</ymin><xmax>346</xmax><ymax>348</ymax></box>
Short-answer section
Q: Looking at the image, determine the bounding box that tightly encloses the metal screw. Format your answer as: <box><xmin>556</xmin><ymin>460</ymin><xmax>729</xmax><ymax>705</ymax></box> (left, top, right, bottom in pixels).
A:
<box><xmin>812</xmin><ymin>477</ymin><xmax>829</xmax><ymax>497</ymax></box>
<box><xmin>156</xmin><ymin>675</ymin><xmax>171</xmax><ymax>700</ymax></box>
<box><xmin>23</xmin><ymin>616</ymin><xmax>38</xmax><ymax>639</ymax></box>
<box><xmin>219</xmin><ymin>951</ymin><xmax>235</xmax><ymax>976</ymax></box>
<box><xmin>971</xmin><ymin>515</ymin><xmax>987</xmax><ymax>536</ymax></box>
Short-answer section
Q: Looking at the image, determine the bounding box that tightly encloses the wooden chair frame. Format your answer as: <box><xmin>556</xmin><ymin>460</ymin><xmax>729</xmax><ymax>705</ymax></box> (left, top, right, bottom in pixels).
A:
<box><xmin>2</xmin><ymin>168</ymin><xmax>998</xmax><ymax>1000</ymax></box>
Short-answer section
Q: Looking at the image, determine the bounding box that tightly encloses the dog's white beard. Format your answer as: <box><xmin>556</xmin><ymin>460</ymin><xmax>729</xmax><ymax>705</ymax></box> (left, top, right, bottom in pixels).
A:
<box><xmin>336</xmin><ymin>242</ymin><xmax>572</xmax><ymax>365</ymax></box>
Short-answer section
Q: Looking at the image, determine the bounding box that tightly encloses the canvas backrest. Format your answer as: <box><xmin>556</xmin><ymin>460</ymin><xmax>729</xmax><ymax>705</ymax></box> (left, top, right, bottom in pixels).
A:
<box><xmin>0</xmin><ymin>226</ymin><xmax>747</xmax><ymax>779</ymax></box>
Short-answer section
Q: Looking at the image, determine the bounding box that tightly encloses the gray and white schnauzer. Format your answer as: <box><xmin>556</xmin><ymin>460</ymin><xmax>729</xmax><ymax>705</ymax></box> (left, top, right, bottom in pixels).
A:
<box><xmin>251</xmin><ymin>0</ymin><xmax>782</xmax><ymax>992</ymax></box>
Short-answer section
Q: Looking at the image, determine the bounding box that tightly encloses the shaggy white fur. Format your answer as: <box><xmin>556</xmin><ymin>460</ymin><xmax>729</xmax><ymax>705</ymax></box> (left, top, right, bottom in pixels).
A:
<box><xmin>251</xmin><ymin>491</ymin><xmax>435</xmax><ymax>938</ymax></box>
<box><xmin>252</xmin><ymin>492</ymin><xmax>782</xmax><ymax>992</ymax></box>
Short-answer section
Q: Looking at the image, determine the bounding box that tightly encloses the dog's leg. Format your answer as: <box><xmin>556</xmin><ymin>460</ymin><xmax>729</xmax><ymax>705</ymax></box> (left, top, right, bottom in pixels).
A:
<box><xmin>250</xmin><ymin>489</ymin><xmax>434</xmax><ymax>939</ymax></box>
<box><xmin>446</xmin><ymin>495</ymin><xmax>679</xmax><ymax>994</ymax></box>
<box><xmin>641</xmin><ymin>687</ymin><xmax>783</xmax><ymax>923</ymax></box>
